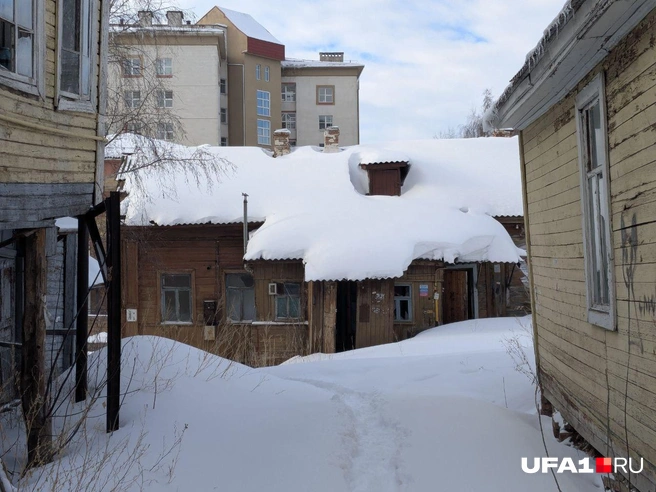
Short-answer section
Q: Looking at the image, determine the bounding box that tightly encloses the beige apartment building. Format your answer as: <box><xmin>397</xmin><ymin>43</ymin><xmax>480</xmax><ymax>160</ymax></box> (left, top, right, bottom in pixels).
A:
<box><xmin>282</xmin><ymin>53</ymin><xmax>364</xmax><ymax>147</ymax></box>
<box><xmin>109</xmin><ymin>11</ymin><xmax>227</xmax><ymax>146</ymax></box>
<box><xmin>109</xmin><ymin>7</ymin><xmax>363</xmax><ymax>149</ymax></box>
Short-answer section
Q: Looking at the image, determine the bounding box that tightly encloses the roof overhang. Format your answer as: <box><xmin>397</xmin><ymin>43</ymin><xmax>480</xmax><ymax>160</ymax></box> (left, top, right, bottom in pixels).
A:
<box><xmin>492</xmin><ymin>0</ymin><xmax>654</xmax><ymax>130</ymax></box>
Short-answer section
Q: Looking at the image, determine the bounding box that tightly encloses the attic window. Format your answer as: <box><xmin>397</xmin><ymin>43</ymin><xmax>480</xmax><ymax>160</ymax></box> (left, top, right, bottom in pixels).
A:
<box><xmin>360</xmin><ymin>161</ymin><xmax>410</xmax><ymax>196</ymax></box>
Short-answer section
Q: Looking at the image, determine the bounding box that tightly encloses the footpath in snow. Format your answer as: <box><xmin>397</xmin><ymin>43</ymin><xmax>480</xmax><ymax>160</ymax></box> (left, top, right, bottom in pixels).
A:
<box><xmin>3</xmin><ymin>317</ymin><xmax>603</xmax><ymax>491</ymax></box>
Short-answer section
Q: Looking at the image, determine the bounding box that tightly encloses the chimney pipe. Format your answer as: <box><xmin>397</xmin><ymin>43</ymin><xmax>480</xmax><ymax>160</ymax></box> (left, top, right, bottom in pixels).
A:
<box><xmin>273</xmin><ymin>129</ymin><xmax>291</xmax><ymax>157</ymax></box>
<box><xmin>166</xmin><ymin>11</ymin><xmax>183</xmax><ymax>26</ymax></box>
<box><xmin>323</xmin><ymin>126</ymin><xmax>340</xmax><ymax>153</ymax></box>
<box><xmin>242</xmin><ymin>193</ymin><xmax>249</xmax><ymax>254</ymax></box>
<box><xmin>137</xmin><ymin>11</ymin><xmax>153</xmax><ymax>27</ymax></box>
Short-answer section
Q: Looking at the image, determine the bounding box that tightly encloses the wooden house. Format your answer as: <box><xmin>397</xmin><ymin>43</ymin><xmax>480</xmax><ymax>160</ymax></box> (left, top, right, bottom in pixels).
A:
<box><xmin>489</xmin><ymin>0</ymin><xmax>656</xmax><ymax>489</ymax></box>
<box><xmin>113</xmin><ymin>130</ymin><xmax>527</xmax><ymax>366</ymax></box>
<box><xmin>0</xmin><ymin>0</ymin><xmax>108</xmax><ymax>408</ymax></box>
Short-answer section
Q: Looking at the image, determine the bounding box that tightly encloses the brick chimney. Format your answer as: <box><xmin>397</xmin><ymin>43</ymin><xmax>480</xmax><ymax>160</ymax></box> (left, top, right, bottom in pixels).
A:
<box><xmin>273</xmin><ymin>129</ymin><xmax>291</xmax><ymax>157</ymax></box>
<box><xmin>320</xmin><ymin>52</ymin><xmax>344</xmax><ymax>62</ymax></box>
<box><xmin>166</xmin><ymin>11</ymin><xmax>183</xmax><ymax>26</ymax></box>
<box><xmin>138</xmin><ymin>11</ymin><xmax>153</xmax><ymax>26</ymax></box>
<box><xmin>323</xmin><ymin>126</ymin><xmax>340</xmax><ymax>153</ymax></box>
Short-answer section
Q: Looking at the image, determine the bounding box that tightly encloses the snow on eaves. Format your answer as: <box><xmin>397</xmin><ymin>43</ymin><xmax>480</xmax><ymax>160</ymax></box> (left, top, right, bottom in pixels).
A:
<box><xmin>282</xmin><ymin>58</ymin><xmax>364</xmax><ymax>69</ymax></box>
<box><xmin>219</xmin><ymin>7</ymin><xmax>281</xmax><ymax>45</ymax></box>
<box><xmin>120</xmin><ymin>136</ymin><xmax>524</xmax><ymax>281</ymax></box>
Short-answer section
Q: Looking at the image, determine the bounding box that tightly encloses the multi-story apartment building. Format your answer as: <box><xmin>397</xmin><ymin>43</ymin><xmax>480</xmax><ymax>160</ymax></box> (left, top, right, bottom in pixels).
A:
<box><xmin>109</xmin><ymin>7</ymin><xmax>363</xmax><ymax>149</ymax></box>
<box><xmin>281</xmin><ymin>53</ymin><xmax>364</xmax><ymax>147</ymax></box>
<box><xmin>109</xmin><ymin>11</ymin><xmax>227</xmax><ymax>146</ymax></box>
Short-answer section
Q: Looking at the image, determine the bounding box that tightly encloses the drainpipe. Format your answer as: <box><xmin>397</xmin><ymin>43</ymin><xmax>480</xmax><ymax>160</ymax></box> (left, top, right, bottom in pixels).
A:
<box><xmin>242</xmin><ymin>193</ymin><xmax>249</xmax><ymax>254</ymax></box>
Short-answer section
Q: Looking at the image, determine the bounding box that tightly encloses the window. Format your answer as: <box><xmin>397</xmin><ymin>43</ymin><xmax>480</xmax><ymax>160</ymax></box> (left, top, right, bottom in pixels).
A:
<box><xmin>282</xmin><ymin>112</ymin><xmax>296</xmax><ymax>130</ymax></box>
<box><xmin>155</xmin><ymin>57</ymin><xmax>172</xmax><ymax>76</ymax></box>
<box><xmin>257</xmin><ymin>119</ymin><xmax>270</xmax><ymax>145</ymax></box>
<box><xmin>156</xmin><ymin>122</ymin><xmax>174</xmax><ymax>141</ymax></box>
<box><xmin>576</xmin><ymin>74</ymin><xmax>614</xmax><ymax>330</ymax></box>
<box><xmin>125</xmin><ymin>121</ymin><xmax>143</xmax><ymax>134</ymax></box>
<box><xmin>124</xmin><ymin>90</ymin><xmax>141</xmax><ymax>108</ymax></box>
<box><xmin>257</xmin><ymin>90</ymin><xmax>270</xmax><ymax>116</ymax></box>
<box><xmin>220</xmin><ymin>137</ymin><xmax>227</xmax><ymax>146</ymax></box>
<box><xmin>264</xmin><ymin>65</ymin><xmax>269</xmax><ymax>82</ymax></box>
<box><xmin>275</xmin><ymin>283</ymin><xmax>301</xmax><ymax>319</ymax></box>
<box><xmin>255</xmin><ymin>64</ymin><xmax>260</xmax><ymax>80</ymax></box>
<box><xmin>220</xmin><ymin>78</ymin><xmax>226</xmax><ymax>94</ymax></box>
<box><xmin>317</xmin><ymin>85</ymin><xmax>334</xmax><ymax>104</ymax></box>
<box><xmin>122</xmin><ymin>57</ymin><xmax>141</xmax><ymax>77</ymax></box>
<box><xmin>226</xmin><ymin>273</ymin><xmax>255</xmax><ymax>322</ymax></box>
<box><xmin>220</xmin><ymin>107</ymin><xmax>227</xmax><ymax>124</ymax></box>
<box><xmin>318</xmin><ymin>115</ymin><xmax>333</xmax><ymax>130</ymax></box>
<box><xmin>156</xmin><ymin>90</ymin><xmax>173</xmax><ymax>108</ymax></box>
<box><xmin>281</xmin><ymin>83</ymin><xmax>296</xmax><ymax>102</ymax></box>
<box><xmin>59</xmin><ymin>0</ymin><xmax>94</xmax><ymax>99</ymax></box>
<box><xmin>393</xmin><ymin>285</ymin><xmax>412</xmax><ymax>322</ymax></box>
<box><xmin>0</xmin><ymin>0</ymin><xmax>37</xmax><ymax>89</ymax></box>
<box><xmin>161</xmin><ymin>274</ymin><xmax>192</xmax><ymax>323</ymax></box>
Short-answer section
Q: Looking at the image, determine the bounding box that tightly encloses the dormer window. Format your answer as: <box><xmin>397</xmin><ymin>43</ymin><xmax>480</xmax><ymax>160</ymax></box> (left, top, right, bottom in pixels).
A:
<box><xmin>359</xmin><ymin>161</ymin><xmax>410</xmax><ymax>196</ymax></box>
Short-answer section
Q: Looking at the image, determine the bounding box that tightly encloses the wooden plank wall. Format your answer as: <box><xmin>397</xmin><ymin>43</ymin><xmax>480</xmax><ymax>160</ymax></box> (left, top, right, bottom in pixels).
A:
<box><xmin>393</xmin><ymin>263</ymin><xmax>440</xmax><ymax>340</ymax></box>
<box><xmin>355</xmin><ymin>279</ymin><xmax>394</xmax><ymax>348</ymax></box>
<box><xmin>522</xmin><ymin>8</ymin><xmax>656</xmax><ymax>490</ymax></box>
<box><xmin>0</xmin><ymin>0</ymin><xmax>102</xmax><ymax>226</ymax></box>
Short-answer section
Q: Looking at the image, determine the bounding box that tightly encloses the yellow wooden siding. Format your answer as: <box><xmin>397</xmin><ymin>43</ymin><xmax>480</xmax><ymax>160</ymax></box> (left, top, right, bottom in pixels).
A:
<box><xmin>0</xmin><ymin>0</ymin><xmax>101</xmax><ymax>186</ymax></box>
<box><xmin>523</xmin><ymin>7</ymin><xmax>656</xmax><ymax>489</ymax></box>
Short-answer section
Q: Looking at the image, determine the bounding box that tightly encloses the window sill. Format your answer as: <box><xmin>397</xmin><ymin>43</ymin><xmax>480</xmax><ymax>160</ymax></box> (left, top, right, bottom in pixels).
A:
<box><xmin>0</xmin><ymin>75</ymin><xmax>41</xmax><ymax>98</ymax></box>
<box><xmin>266</xmin><ymin>320</ymin><xmax>308</xmax><ymax>325</ymax></box>
<box><xmin>58</xmin><ymin>97</ymin><xmax>95</xmax><ymax>113</ymax></box>
<box><xmin>587</xmin><ymin>308</ymin><xmax>614</xmax><ymax>330</ymax></box>
<box><xmin>394</xmin><ymin>320</ymin><xmax>414</xmax><ymax>324</ymax></box>
<box><xmin>161</xmin><ymin>321</ymin><xmax>193</xmax><ymax>326</ymax></box>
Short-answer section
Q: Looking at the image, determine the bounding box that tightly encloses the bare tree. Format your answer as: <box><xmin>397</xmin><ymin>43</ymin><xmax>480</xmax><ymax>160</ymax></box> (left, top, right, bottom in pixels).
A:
<box><xmin>435</xmin><ymin>89</ymin><xmax>505</xmax><ymax>139</ymax></box>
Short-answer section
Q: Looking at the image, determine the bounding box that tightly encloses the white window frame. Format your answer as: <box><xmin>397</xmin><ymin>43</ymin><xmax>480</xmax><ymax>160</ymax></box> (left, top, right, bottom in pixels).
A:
<box><xmin>317</xmin><ymin>85</ymin><xmax>334</xmax><ymax>104</ymax></box>
<box><xmin>220</xmin><ymin>107</ymin><xmax>227</xmax><ymax>124</ymax></box>
<box><xmin>156</xmin><ymin>121</ymin><xmax>174</xmax><ymax>141</ymax></box>
<box><xmin>282</xmin><ymin>112</ymin><xmax>296</xmax><ymax>130</ymax></box>
<box><xmin>257</xmin><ymin>89</ymin><xmax>270</xmax><ymax>116</ymax></box>
<box><xmin>264</xmin><ymin>65</ymin><xmax>269</xmax><ymax>82</ymax></box>
<box><xmin>160</xmin><ymin>273</ymin><xmax>193</xmax><ymax>324</ymax></box>
<box><xmin>122</xmin><ymin>56</ymin><xmax>142</xmax><ymax>77</ymax></box>
<box><xmin>319</xmin><ymin>115</ymin><xmax>333</xmax><ymax>130</ymax></box>
<box><xmin>0</xmin><ymin>0</ymin><xmax>45</xmax><ymax>97</ymax></box>
<box><xmin>257</xmin><ymin>119</ymin><xmax>270</xmax><ymax>145</ymax></box>
<box><xmin>255</xmin><ymin>64</ymin><xmax>261</xmax><ymax>80</ymax></box>
<box><xmin>281</xmin><ymin>83</ymin><xmax>295</xmax><ymax>102</ymax></box>
<box><xmin>155</xmin><ymin>57</ymin><xmax>172</xmax><ymax>76</ymax></box>
<box><xmin>575</xmin><ymin>73</ymin><xmax>615</xmax><ymax>330</ymax></box>
<box><xmin>220</xmin><ymin>78</ymin><xmax>226</xmax><ymax>94</ymax></box>
<box><xmin>156</xmin><ymin>89</ymin><xmax>173</xmax><ymax>108</ymax></box>
<box><xmin>124</xmin><ymin>90</ymin><xmax>140</xmax><ymax>109</ymax></box>
<box><xmin>56</xmin><ymin>0</ymin><xmax>98</xmax><ymax>112</ymax></box>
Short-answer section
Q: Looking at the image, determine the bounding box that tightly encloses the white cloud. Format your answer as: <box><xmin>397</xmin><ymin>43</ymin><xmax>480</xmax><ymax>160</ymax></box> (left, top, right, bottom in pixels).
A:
<box><xmin>177</xmin><ymin>0</ymin><xmax>566</xmax><ymax>143</ymax></box>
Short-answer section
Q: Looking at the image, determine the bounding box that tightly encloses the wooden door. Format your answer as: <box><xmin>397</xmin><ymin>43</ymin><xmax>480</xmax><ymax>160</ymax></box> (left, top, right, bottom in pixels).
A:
<box><xmin>443</xmin><ymin>270</ymin><xmax>469</xmax><ymax>324</ymax></box>
<box><xmin>0</xmin><ymin>257</ymin><xmax>16</xmax><ymax>402</ymax></box>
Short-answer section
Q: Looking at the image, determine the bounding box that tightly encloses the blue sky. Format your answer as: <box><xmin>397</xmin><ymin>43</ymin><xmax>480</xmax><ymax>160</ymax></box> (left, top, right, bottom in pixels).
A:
<box><xmin>176</xmin><ymin>0</ymin><xmax>566</xmax><ymax>144</ymax></box>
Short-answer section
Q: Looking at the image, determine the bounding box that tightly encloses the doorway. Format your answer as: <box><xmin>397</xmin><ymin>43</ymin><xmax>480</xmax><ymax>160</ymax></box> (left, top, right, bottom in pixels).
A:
<box><xmin>443</xmin><ymin>267</ymin><xmax>476</xmax><ymax>324</ymax></box>
<box><xmin>336</xmin><ymin>281</ymin><xmax>357</xmax><ymax>352</ymax></box>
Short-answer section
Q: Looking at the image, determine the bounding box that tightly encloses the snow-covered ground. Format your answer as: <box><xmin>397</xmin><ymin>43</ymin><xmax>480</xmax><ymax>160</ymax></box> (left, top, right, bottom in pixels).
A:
<box><xmin>4</xmin><ymin>317</ymin><xmax>603</xmax><ymax>491</ymax></box>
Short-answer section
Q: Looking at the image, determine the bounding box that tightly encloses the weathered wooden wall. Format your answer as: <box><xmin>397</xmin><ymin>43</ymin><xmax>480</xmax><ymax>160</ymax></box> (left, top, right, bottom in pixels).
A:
<box><xmin>522</xmin><ymin>8</ymin><xmax>656</xmax><ymax>489</ymax></box>
<box><xmin>0</xmin><ymin>0</ymin><xmax>104</xmax><ymax>228</ymax></box>
<box><xmin>393</xmin><ymin>263</ymin><xmax>441</xmax><ymax>341</ymax></box>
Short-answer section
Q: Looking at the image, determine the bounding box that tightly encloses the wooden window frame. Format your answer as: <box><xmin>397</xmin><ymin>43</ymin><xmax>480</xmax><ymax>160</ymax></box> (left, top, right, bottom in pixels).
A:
<box><xmin>575</xmin><ymin>73</ymin><xmax>615</xmax><ymax>330</ymax></box>
<box><xmin>316</xmin><ymin>85</ymin><xmax>335</xmax><ymax>105</ymax></box>
<box><xmin>0</xmin><ymin>0</ymin><xmax>45</xmax><ymax>97</ymax></box>
<box><xmin>224</xmin><ymin>271</ymin><xmax>256</xmax><ymax>323</ymax></box>
<box><xmin>274</xmin><ymin>282</ymin><xmax>302</xmax><ymax>321</ymax></box>
<box><xmin>56</xmin><ymin>0</ymin><xmax>98</xmax><ymax>112</ymax></box>
<box><xmin>159</xmin><ymin>271</ymin><xmax>194</xmax><ymax>325</ymax></box>
<box><xmin>393</xmin><ymin>283</ymin><xmax>412</xmax><ymax>322</ymax></box>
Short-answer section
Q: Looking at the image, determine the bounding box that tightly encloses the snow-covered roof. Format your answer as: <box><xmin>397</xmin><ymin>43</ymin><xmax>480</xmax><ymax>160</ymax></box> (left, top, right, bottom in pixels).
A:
<box><xmin>119</xmin><ymin>136</ymin><xmax>524</xmax><ymax>281</ymax></box>
<box><xmin>218</xmin><ymin>7</ymin><xmax>281</xmax><ymax>44</ymax></box>
<box><xmin>282</xmin><ymin>58</ymin><xmax>364</xmax><ymax>69</ymax></box>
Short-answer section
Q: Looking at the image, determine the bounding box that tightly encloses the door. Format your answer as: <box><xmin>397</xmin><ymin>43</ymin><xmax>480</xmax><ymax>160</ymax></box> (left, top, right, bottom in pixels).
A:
<box><xmin>0</xmin><ymin>256</ymin><xmax>16</xmax><ymax>402</ymax></box>
<box><xmin>443</xmin><ymin>270</ymin><xmax>469</xmax><ymax>324</ymax></box>
<box><xmin>336</xmin><ymin>281</ymin><xmax>357</xmax><ymax>352</ymax></box>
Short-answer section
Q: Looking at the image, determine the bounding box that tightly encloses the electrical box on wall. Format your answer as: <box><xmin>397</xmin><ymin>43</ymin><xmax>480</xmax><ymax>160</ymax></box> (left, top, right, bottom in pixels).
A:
<box><xmin>203</xmin><ymin>325</ymin><xmax>216</xmax><ymax>341</ymax></box>
<box><xmin>203</xmin><ymin>300</ymin><xmax>218</xmax><ymax>326</ymax></box>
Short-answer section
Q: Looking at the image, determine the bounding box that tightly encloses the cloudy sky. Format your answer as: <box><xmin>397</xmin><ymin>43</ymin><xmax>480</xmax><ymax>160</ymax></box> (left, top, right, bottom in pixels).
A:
<box><xmin>176</xmin><ymin>0</ymin><xmax>566</xmax><ymax>144</ymax></box>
